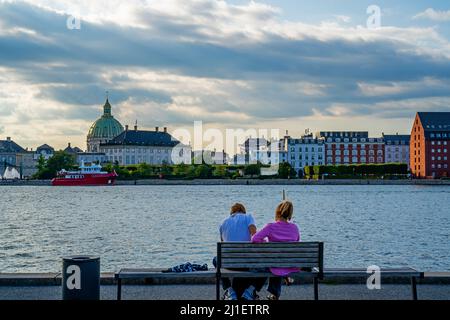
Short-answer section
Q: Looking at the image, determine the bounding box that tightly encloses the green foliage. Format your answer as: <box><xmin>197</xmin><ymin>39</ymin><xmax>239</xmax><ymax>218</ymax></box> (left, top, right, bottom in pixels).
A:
<box><xmin>278</xmin><ymin>162</ymin><xmax>297</xmax><ymax>179</ymax></box>
<box><xmin>195</xmin><ymin>164</ymin><xmax>213</xmax><ymax>178</ymax></box>
<box><xmin>33</xmin><ymin>151</ymin><xmax>76</xmax><ymax>179</ymax></box>
<box><xmin>304</xmin><ymin>163</ymin><xmax>409</xmax><ymax>179</ymax></box>
<box><xmin>244</xmin><ymin>164</ymin><xmax>261</xmax><ymax>177</ymax></box>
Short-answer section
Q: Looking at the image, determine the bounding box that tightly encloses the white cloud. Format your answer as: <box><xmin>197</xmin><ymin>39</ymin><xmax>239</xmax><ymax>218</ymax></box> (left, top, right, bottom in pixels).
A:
<box><xmin>413</xmin><ymin>8</ymin><xmax>450</xmax><ymax>22</ymax></box>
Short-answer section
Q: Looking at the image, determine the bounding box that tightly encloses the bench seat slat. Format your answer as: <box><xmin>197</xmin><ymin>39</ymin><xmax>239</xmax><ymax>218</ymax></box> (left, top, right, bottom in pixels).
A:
<box><xmin>220</xmin><ymin>242</ymin><xmax>319</xmax><ymax>248</ymax></box>
<box><xmin>221</xmin><ymin>248</ymin><xmax>320</xmax><ymax>253</ymax></box>
<box><xmin>222</xmin><ymin>253</ymin><xmax>320</xmax><ymax>258</ymax></box>
<box><xmin>222</xmin><ymin>262</ymin><xmax>318</xmax><ymax>268</ymax></box>
<box><xmin>221</xmin><ymin>258</ymin><xmax>319</xmax><ymax>263</ymax></box>
<box><xmin>220</xmin><ymin>269</ymin><xmax>318</xmax><ymax>277</ymax></box>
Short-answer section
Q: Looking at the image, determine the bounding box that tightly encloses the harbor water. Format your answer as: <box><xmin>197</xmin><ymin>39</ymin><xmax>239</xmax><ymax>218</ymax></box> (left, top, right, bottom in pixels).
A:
<box><xmin>0</xmin><ymin>185</ymin><xmax>449</xmax><ymax>272</ymax></box>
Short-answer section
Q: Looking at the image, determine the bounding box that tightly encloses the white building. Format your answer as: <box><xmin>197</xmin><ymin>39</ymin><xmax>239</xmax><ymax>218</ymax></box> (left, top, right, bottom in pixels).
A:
<box><xmin>282</xmin><ymin>134</ymin><xmax>325</xmax><ymax>175</ymax></box>
<box><xmin>34</xmin><ymin>144</ymin><xmax>54</xmax><ymax>160</ymax></box>
<box><xmin>383</xmin><ymin>134</ymin><xmax>410</xmax><ymax>168</ymax></box>
<box><xmin>99</xmin><ymin>125</ymin><xmax>189</xmax><ymax>165</ymax></box>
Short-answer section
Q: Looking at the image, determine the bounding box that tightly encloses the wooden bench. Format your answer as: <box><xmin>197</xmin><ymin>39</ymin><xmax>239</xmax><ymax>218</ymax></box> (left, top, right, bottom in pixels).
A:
<box><xmin>115</xmin><ymin>241</ymin><xmax>323</xmax><ymax>300</ymax></box>
<box><xmin>216</xmin><ymin>242</ymin><xmax>324</xmax><ymax>300</ymax></box>
<box><xmin>317</xmin><ymin>268</ymin><xmax>424</xmax><ymax>300</ymax></box>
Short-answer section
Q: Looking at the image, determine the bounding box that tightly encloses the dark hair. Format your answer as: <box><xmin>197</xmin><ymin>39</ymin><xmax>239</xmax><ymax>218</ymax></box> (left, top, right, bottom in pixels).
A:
<box><xmin>230</xmin><ymin>203</ymin><xmax>246</xmax><ymax>214</ymax></box>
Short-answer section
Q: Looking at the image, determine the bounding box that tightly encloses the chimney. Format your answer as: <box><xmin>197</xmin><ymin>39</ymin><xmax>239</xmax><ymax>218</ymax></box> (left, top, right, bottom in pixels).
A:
<box><xmin>68</xmin><ymin>142</ymin><xmax>71</xmax><ymax>148</ymax></box>
<box><xmin>155</xmin><ymin>127</ymin><xmax>159</xmax><ymax>132</ymax></box>
<box><xmin>134</xmin><ymin>124</ymin><xmax>138</xmax><ymax>131</ymax></box>
<box><xmin>125</xmin><ymin>125</ymin><xmax>129</xmax><ymax>131</ymax></box>
<box><xmin>163</xmin><ymin>127</ymin><xmax>167</xmax><ymax>133</ymax></box>
<box><xmin>6</xmin><ymin>137</ymin><xmax>11</xmax><ymax>141</ymax></box>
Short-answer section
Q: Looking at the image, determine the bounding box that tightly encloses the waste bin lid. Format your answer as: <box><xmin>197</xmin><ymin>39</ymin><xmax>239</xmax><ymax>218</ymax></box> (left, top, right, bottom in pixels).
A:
<box><xmin>62</xmin><ymin>255</ymin><xmax>100</xmax><ymax>262</ymax></box>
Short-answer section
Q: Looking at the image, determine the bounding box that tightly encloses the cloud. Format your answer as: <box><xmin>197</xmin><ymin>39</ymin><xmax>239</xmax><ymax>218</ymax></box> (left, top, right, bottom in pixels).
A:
<box><xmin>413</xmin><ymin>8</ymin><xmax>450</xmax><ymax>21</ymax></box>
<box><xmin>0</xmin><ymin>1</ymin><xmax>450</xmax><ymax>149</ymax></box>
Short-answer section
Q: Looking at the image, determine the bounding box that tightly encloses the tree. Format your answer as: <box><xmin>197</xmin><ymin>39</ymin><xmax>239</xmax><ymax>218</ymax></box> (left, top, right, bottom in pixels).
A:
<box><xmin>244</xmin><ymin>164</ymin><xmax>261</xmax><ymax>177</ymax></box>
<box><xmin>278</xmin><ymin>162</ymin><xmax>296</xmax><ymax>179</ymax></box>
<box><xmin>195</xmin><ymin>164</ymin><xmax>213</xmax><ymax>178</ymax></box>
<box><xmin>34</xmin><ymin>151</ymin><xmax>76</xmax><ymax>179</ymax></box>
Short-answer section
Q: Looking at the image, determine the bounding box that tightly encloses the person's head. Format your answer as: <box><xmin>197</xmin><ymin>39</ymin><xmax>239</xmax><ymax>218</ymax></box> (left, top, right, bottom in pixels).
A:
<box><xmin>230</xmin><ymin>203</ymin><xmax>246</xmax><ymax>215</ymax></box>
<box><xmin>275</xmin><ymin>200</ymin><xmax>293</xmax><ymax>221</ymax></box>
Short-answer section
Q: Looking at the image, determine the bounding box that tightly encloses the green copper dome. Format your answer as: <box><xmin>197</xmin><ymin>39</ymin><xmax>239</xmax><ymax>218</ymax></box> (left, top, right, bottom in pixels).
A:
<box><xmin>87</xmin><ymin>99</ymin><xmax>124</xmax><ymax>139</ymax></box>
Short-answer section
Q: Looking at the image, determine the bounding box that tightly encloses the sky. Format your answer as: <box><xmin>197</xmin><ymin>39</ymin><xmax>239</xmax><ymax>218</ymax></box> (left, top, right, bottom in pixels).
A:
<box><xmin>1</xmin><ymin>0</ymin><xmax>450</xmax><ymax>152</ymax></box>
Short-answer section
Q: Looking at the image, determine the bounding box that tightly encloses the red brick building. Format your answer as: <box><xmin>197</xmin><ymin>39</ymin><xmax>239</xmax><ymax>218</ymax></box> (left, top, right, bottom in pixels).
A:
<box><xmin>410</xmin><ymin>112</ymin><xmax>450</xmax><ymax>178</ymax></box>
<box><xmin>318</xmin><ymin>131</ymin><xmax>384</xmax><ymax>165</ymax></box>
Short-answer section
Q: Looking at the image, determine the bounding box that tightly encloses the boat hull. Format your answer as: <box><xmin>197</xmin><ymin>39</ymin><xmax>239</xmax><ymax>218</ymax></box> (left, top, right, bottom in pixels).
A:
<box><xmin>51</xmin><ymin>173</ymin><xmax>117</xmax><ymax>186</ymax></box>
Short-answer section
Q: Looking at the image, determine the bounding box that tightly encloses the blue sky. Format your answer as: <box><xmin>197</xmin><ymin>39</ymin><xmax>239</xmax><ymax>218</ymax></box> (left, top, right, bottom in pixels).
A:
<box><xmin>0</xmin><ymin>0</ymin><xmax>450</xmax><ymax>150</ymax></box>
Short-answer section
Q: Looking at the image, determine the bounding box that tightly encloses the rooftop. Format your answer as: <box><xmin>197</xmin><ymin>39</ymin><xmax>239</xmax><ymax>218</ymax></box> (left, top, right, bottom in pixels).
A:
<box><xmin>418</xmin><ymin>112</ymin><xmax>450</xmax><ymax>132</ymax></box>
<box><xmin>0</xmin><ymin>138</ymin><xmax>26</xmax><ymax>153</ymax></box>
<box><xmin>101</xmin><ymin>128</ymin><xmax>179</xmax><ymax>147</ymax></box>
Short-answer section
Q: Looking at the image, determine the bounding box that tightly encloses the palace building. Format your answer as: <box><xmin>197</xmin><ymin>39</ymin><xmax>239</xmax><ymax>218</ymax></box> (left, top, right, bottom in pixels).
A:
<box><xmin>99</xmin><ymin>125</ymin><xmax>187</xmax><ymax>165</ymax></box>
<box><xmin>87</xmin><ymin>98</ymin><xmax>124</xmax><ymax>152</ymax></box>
<box><xmin>410</xmin><ymin>112</ymin><xmax>450</xmax><ymax>178</ymax></box>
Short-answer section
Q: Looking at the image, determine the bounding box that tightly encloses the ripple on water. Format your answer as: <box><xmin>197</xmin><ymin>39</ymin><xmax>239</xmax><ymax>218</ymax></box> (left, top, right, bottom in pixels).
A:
<box><xmin>0</xmin><ymin>185</ymin><xmax>449</xmax><ymax>272</ymax></box>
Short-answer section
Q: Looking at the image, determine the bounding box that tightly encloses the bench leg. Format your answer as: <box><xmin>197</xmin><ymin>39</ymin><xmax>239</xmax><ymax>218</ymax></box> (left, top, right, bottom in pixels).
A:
<box><xmin>117</xmin><ymin>278</ymin><xmax>122</xmax><ymax>301</ymax></box>
<box><xmin>313</xmin><ymin>277</ymin><xmax>319</xmax><ymax>300</ymax></box>
<box><xmin>411</xmin><ymin>277</ymin><xmax>418</xmax><ymax>300</ymax></box>
<box><xmin>216</xmin><ymin>275</ymin><xmax>220</xmax><ymax>301</ymax></box>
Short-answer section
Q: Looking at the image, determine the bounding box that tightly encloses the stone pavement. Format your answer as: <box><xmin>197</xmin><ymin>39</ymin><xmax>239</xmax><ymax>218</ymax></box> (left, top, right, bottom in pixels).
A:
<box><xmin>1</xmin><ymin>284</ymin><xmax>450</xmax><ymax>300</ymax></box>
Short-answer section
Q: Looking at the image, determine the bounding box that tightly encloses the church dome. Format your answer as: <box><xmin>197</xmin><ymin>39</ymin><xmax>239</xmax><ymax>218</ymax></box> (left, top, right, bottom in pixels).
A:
<box><xmin>87</xmin><ymin>99</ymin><xmax>124</xmax><ymax>140</ymax></box>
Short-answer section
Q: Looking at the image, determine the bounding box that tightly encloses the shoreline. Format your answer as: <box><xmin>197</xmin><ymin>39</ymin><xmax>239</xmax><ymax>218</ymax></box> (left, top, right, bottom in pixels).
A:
<box><xmin>1</xmin><ymin>179</ymin><xmax>450</xmax><ymax>186</ymax></box>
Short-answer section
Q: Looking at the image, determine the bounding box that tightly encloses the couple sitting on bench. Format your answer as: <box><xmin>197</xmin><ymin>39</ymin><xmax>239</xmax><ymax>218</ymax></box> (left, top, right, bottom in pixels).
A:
<box><xmin>213</xmin><ymin>201</ymin><xmax>300</xmax><ymax>300</ymax></box>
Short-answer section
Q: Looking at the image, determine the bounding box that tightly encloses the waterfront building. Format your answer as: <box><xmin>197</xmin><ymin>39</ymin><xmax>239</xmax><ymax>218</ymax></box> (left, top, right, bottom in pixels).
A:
<box><xmin>410</xmin><ymin>112</ymin><xmax>450</xmax><ymax>178</ymax></box>
<box><xmin>317</xmin><ymin>131</ymin><xmax>384</xmax><ymax>165</ymax></box>
<box><xmin>63</xmin><ymin>143</ymin><xmax>83</xmax><ymax>154</ymax></box>
<box><xmin>192</xmin><ymin>150</ymin><xmax>229</xmax><ymax>165</ymax></box>
<box><xmin>0</xmin><ymin>137</ymin><xmax>36</xmax><ymax>178</ymax></box>
<box><xmin>33</xmin><ymin>144</ymin><xmax>54</xmax><ymax>160</ymax></box>
<box><xmin>76</xmin><ymin>152</ymin><xmax>108</xmax><ymax>165</ymax></box>
<box><xmin>87</xmin><ymin>98</ymin><xmax>124</xmax><ymax>152</ymax></box>
<box><xmin>240</xmin><ymin>138</ymin><xmax>269</xmax><ymax>164</ymax></box>
<box><xmin>99</xmin><ymin>125</ymin><xmax>188</xmax><ymax>165</ymax></box>
<box><xmin>281</xmin><ymin>133</ymin><xmax>325</xmax><ymax>175</ymax></box>
<box><xmin>383</xmin><ymin>134</ymin><xmax>410</xmax><ymax>168</ymax></box>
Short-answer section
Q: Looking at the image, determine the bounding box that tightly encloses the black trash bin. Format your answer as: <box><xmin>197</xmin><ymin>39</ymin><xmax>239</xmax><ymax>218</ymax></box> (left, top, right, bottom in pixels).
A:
<box><xmin>62</xmin><ymin>256</ymin><xmax>100</xmax><ymax>300</ymax></box>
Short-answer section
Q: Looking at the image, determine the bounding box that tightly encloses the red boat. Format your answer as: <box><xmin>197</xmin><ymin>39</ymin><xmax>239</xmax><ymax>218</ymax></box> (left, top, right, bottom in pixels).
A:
<box><xmin>52</xmin><ymin>162</ymin><xmax>118</xmax><ymax>186</ymax></box>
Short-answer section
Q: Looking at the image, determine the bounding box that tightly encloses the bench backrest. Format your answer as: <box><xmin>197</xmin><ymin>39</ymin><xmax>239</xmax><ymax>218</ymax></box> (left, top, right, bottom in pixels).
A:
<box><xmin>217</xmin><ymin>242</ymin><xmax>323</xmax><ymax>274</ymax></box>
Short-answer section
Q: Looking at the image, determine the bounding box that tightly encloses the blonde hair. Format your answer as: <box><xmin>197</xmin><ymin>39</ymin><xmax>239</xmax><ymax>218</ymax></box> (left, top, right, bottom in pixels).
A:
<box><xmin>275</xmin><ymin>200</ymin><xmax>293</xmax><ymax>221</ymax></box>
<box><xmin>230</xmin><ymin>203</ymin><xmax>246</xmax><ymax>214</ymax></box>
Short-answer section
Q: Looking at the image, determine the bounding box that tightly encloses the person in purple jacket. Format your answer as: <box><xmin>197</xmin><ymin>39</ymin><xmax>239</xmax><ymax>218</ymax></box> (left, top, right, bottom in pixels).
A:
<box><xmin>251</xmin><ymin>200</ymin><xmax>300</xmax><ymax>300</ymax></box>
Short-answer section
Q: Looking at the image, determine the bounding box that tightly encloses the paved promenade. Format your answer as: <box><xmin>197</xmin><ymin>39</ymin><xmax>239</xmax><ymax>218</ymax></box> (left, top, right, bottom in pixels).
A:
<box><xmin>1</xmin><ymin>284</ymin><xmax>450</xmax><ymax>300</ymax></box>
